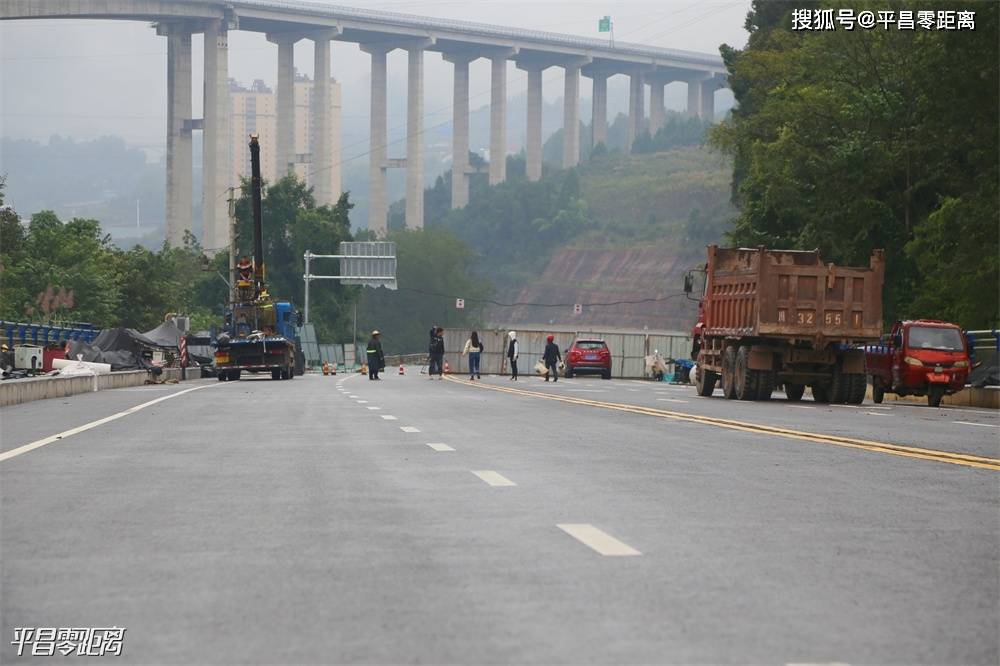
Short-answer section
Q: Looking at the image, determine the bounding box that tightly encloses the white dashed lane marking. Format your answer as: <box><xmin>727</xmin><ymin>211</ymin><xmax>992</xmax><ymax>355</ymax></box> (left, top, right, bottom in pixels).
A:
<box><xmin>657</xmin><ymin>398</ymin><xmax>689</xmax><ymax>403</ymax></box>
<box><xmin>866</xmin><ymin>412</ymin><xmax>889</xmax><ymax>416</ymax></box>
<box><xmin>356</xmin><ymin>400</ymin><xmax>368</xmax><ymax>404</ymax></box>
<box><xmin>380</xmin><ymin>415</ymin><xmax>398</xmax><ymax>421</ymax></box>
<box><xmin>366</xmin><ymin>406</ymin><xmax>381</xmax><ymax>410</ymax></box>
<box><xmin>400</xmin><ymin>426</ymin><xmax>421</xmax><ymax>433</ymax></box>
<box><xmin>954</xmin><ymin>421</ymin><xmax>999</xmax><ymax>428</ymax></box>
<box><xmin>471</xmin><ymin>470</ymin><xmax>517</xmax><ymax>487</ymax></box>
<box><xmin>426</xmin><ymin>442</ymin><xmax>454</xmax><ymax>451</ymax></box>
<box><xmin>557</xmin><ymin>524</ymin><xmax>641</xmax><ymax>556</ymax></box>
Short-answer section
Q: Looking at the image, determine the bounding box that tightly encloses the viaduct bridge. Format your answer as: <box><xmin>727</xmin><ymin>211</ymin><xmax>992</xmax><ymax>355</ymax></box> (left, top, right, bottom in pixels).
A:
<box><xmin>1</xmin><ymin>1</ymin><xmax>729</xmax><ymax>248</ymax></box>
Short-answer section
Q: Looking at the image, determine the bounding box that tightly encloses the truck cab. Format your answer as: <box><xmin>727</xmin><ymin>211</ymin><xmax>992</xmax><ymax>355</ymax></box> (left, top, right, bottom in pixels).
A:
<box><xmin>865</xmin><ymin>319</ymin><xmax>970</xmax><ymax>407</ymax></box>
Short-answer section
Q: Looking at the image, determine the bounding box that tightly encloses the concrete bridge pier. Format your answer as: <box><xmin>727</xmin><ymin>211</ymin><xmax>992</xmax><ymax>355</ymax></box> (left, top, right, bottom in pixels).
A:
<box><xmin>589</xmin><ymin>73</ymin><xmax>608</xmax><ymax>150</ymax></box>
<box><xmin>405</xmin><ymin>45</ymin><xmax>425</xmax><ymax>228</ymax></box>
<box><xmin>312</xmin><ymin>35</ymin><xmax>333</xmax><ymax>206</ymax></box>
<box><xmin>649</xmin><ymin>79</ymin><xmax>665</xmax><ymax>136</ymax></box>
<box><xmin>361</xmin><ymin>44</ymin><xmax>390</xmax><ymax>234</ymax></box>
<box><xmin>685</xmin><ymin>73</ymin><xmax>724</xmax><ymax>120</ymax></box>
<box><xmin>562</xmin><ymin>65</ymin><xmax>580</xmax><ymax>168</ymax></box>
<box><xmin>627</xmin><ymin>70</ymin><xmax>645</xmax><ymax>151</ymax></box>
<box><xmin>266</xmin><ymin>33</ymin><xmax>299</xmax><ymax>177</ymax></box>
<box><xmin>515</xmin><ymin>61</ymin><xmax>546</xmax><ymax>182</ymax></box>
<box><xmin>443</xmin><ymin>53</ymin><xmax>473</xmax><ymax>209</ymax></box>
<box><xmin>161</xmin><ymin>22</ymin><xmax>193</xmax><ymax>247</ymax></box>
<box><xmin>489</xmin><ymin>56</ymin><xmax>507</xmax><ymax>185</ymax></box>
<box><xmin>202</xmin><ymin>19</ymin><xmax>230</xmax><ymax>251</ymax></box>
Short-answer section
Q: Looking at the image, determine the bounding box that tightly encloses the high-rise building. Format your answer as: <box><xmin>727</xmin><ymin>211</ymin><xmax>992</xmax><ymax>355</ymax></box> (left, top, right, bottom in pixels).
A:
<box><xmin>229</xmin><ymin>72</ymin><xmax>342</xmax><ymax>202</ymax></box>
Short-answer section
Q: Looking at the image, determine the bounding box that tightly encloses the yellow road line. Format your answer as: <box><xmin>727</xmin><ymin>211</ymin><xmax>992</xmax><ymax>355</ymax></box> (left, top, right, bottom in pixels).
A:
<box><xmin>445</xmin><ymin>377</ymin><xmax>1000</xmax><ymax>471</ymax></box>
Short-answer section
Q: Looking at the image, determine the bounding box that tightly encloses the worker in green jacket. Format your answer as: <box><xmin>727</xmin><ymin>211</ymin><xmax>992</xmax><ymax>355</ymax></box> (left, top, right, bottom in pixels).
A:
<box><xmin>366</xmin><ymin>330</ymin><xmax>384</xmax><ymax>380</ymax></box>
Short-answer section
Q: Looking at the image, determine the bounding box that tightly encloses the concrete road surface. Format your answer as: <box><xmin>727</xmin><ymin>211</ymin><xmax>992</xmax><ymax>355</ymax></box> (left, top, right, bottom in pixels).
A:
<box><xmin>2</xmin><ymin>370</ymin><xmax>997</xmax><ymax>664</ymax></box>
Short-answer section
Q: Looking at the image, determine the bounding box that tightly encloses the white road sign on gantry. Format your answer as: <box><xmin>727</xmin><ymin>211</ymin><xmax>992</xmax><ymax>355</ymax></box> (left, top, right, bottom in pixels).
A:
<box><xmin>302</xmin><ymin>242</ymin><xmax>397</xmax><ymax>324</ymax></box>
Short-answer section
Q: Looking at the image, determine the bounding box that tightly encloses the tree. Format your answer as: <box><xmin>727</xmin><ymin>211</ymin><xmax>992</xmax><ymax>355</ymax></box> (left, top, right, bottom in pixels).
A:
<box><xmin>711</xmin><ymin>0</ymin><xmax>998</xmax><ymax>328</ymax></box>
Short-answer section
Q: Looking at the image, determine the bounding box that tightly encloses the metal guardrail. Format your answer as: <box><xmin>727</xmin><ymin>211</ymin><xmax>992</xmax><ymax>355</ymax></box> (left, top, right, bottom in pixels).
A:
<box><xmin>1</xmin><ymin>321</ymin><xmax>99</xmax><ymax>347</ymax></box>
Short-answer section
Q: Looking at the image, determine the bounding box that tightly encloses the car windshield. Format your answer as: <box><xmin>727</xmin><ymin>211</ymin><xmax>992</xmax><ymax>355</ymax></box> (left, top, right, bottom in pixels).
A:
<box><xmin>908</xmin><ymin>326</ymin><xmax>965</xmax><ymax>352</ymax></box>
<box><xmin>575</xmin><ymin>341</ymin><xmax>606</xmax><ymax>350</ymax></box>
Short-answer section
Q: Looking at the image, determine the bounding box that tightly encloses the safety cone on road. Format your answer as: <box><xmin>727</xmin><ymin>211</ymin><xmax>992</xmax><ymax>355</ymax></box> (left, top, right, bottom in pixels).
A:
<box><xmin>399</xmin><ymin>364</ymin><xmax>405</xmax><ymax>375</ymax></box>
<box><xmin>331</xmin><ymin>362</ymin><xmax>337</xmax><ymax>375</ymax></box>
<box><xmin>322</xmin><ymin>361</ymin><xmax>330</xmax><ymax>376</ymax></box>
<box><xmin>443</xmin><ymin>361</ymin><xmax>451</xmax><ymax>374</ymax></box>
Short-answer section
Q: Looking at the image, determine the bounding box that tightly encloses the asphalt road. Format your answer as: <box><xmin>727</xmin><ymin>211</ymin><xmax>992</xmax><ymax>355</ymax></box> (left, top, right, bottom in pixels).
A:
<box><xmin>2</xmin><ymin>370</ymin><xmax>997</xmax><ymax>664</ymax></box>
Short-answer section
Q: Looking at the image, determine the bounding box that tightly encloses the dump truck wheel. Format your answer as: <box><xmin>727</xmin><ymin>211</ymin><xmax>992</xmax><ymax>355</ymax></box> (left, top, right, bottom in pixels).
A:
<box><xmin>271</xmin><ymin>369</ymin><xmax>281</xmax><ymax>380</ymax></box>
<box><xmin>722</xmin><ymin>346</ymin><xmax>738</xmax><ymax>399</ymax></box>
<box><xmin>695</xmin><ymin>365</ymin><xmax>718</xmax><ymax>396</ymax></box>
<box><xmin>847</xmin><ymin>374</ymin><xmax>866</xmax><ymax>404</ymax></box>
<box><xmin>734</xmin><ymin>346</ymin><xmax>758</xmax><ymax>400</ymax></box>
<box><xmin>756</xmin><ymin>370</ymin><xmax>775</xmax><ymax>401</ymax></box>
<box><xmin>928</xmin><ymin>385</ymin><xmax>944</xmax><ymax>407</ymax></box>
<box><xmin>784</xmin><ymin>382</ymin><xmax>805</xmax><ymax>401</ymax></box>
<box><xmin>871</xmin><ymin>378</ymin><xmax>885</xmax><ymax>404</ymax></box>
<box><xmin>830</xmin><ymin>368</ymin><xmax>850</xmax><ymax>404</ymax></box>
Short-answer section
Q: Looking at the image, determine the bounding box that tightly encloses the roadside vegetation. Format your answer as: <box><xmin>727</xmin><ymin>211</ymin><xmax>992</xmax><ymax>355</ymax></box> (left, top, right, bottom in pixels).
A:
<box><xmin>712</xmin><ymin>0</ymin><xmax>999</xmax><ymax>328</ymax></box>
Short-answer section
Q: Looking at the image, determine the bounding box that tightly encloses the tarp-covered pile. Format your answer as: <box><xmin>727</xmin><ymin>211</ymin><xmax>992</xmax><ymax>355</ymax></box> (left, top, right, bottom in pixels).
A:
<box><xmin>66</xmin><ymin>328</ymin><xmax>162</xmax><ymax>371</ymax></box>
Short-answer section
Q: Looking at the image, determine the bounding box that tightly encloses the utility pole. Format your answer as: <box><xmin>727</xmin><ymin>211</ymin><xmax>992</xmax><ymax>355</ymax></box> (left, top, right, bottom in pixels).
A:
<box><xmin>227</xmin><ymin>186</ymin><xmax>237</xmax><ymax>303</ymax></box>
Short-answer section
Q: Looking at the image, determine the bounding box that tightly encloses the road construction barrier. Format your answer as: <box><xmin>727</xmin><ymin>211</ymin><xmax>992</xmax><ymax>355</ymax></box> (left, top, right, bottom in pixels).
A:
<box><xmin>0</xmin><ymin>367</ymin><xmax>188</xmax><ymax>407</ymax></box>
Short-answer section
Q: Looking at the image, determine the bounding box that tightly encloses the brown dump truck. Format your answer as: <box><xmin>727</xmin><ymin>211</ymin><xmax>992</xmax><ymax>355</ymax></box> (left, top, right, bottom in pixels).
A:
<box><xmin>690</xmin><ymin>246</ymin><xmax>885</xmax><ymax>403</ymax></box>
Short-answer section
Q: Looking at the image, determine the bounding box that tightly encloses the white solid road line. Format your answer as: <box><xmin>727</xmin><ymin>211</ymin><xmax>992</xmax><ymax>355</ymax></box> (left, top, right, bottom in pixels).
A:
<box><xmin>657</xmin><ymin>398</ymin><xmax>690</xmax><ymax>403</ymax></box>
<box><xmin>556</xmin><ymin>524</ymin><xmax>641</xmax><ymax>556</ymax></box>
<box><xmin>426</xmin><ymin>442</ymin><xmax>454</xmax><ymax>451</ymax></box>
<box><xmin>866</xmin><ymin>411</ymin><xmax>889</xmax><ymax>416</ymax></box>
<box><xmin>0</xmin><ymin>383</ymin><xmax>219</xmax><ymax>463</ymax></box>
<box><xmin>380</xmin><ymin>415</ymin><xmax>398</xmax><ymax>421</ymax></box>
<box><xmin>400</xmin><ymin>426</ymin><xmax>421</xmax><ymax>433</ymax></box>
<box><xmin>471</xmin><ymin>470</ymin><xmax>517</xmax><ymax>487</ymax></box>
<box><xmin>954</xmin><ymin>421</ymin><xmax>1000</xmax><ymax>428</ymax></box>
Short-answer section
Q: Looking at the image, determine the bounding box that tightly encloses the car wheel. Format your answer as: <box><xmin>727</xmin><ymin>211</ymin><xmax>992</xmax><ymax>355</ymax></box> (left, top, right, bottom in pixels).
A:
<box><xmin>872</xmin><ymin>378</ymin><xmax>885</xmax><ymax>404</ymax></box>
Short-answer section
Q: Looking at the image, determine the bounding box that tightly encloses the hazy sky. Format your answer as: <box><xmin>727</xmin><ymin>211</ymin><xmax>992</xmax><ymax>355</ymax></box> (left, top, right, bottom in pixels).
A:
<box><xmin>0</xmin><ymin>0</ymin><xmax>751</xmax><ymax>156</ymax></box>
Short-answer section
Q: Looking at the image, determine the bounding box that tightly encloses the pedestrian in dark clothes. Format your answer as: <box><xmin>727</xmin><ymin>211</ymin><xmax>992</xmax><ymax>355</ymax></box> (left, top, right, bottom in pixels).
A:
<box><xmin>366</xmin><ymin>330</ymin><xmax>384</xmax><ymax>380</ymax></box>
<box><xmin>543</xmin><ymin>334</ymin><xmax>561</xmax><ymax>382</ymax></box>
<box><xmin>429</xmin><ymin>327</ymin><xmax>445</xmax><ymax>380</ymax></box>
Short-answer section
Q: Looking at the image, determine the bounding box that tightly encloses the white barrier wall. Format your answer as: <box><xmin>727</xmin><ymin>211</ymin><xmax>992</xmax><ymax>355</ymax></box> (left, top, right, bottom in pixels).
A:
<box><xmin>440</xmin><ymin>328</ymin><xmax>691</xmax><ymax>379</ymax></box>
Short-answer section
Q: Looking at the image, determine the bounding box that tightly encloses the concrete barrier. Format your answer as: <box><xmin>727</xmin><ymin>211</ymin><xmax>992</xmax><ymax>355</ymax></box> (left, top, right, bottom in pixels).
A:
<box><xmin>864</xmin><ymin>384</ymin><xmax>999</xmax><ymax>409</ymax></box>
<box><xmin>1</xmin><ymin>368</ymin><xmax>191</xmax><ymax>408</ymax></box>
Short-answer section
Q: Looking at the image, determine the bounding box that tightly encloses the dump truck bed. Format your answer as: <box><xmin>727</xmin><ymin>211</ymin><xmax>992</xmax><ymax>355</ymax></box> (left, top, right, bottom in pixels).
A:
<box><xmin>702</xmin><ymin>246</ymin><xmax>885</xmax><ymax>344</ymax></box>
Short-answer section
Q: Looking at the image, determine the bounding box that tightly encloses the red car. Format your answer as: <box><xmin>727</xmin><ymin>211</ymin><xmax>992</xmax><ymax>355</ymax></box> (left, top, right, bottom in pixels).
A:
<box><xmin>565</xmin><ymin>339</ymin><xmax>612</xmax><ymax>379</ymax></box>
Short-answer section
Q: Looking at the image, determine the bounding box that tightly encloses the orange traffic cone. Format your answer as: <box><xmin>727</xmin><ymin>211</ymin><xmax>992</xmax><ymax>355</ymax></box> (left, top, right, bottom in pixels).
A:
<box><xmin>331</xmin><ymin>362</ymin><xmax>337</xmax><ymax>375</ymax></box>
<box><xmin>322</xmin><ymin>361</ymin><xmax>330</xmax><ymax>375</ymax></box>
<box><xmin>443</xmin><ymin>361</ymin><xmax>451</xmax><ymax>374</ymax></box>
<box><xmin>399</xmin><ymin>364</ymin><xmax>405</xmax><ymax>375</ymax></box>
